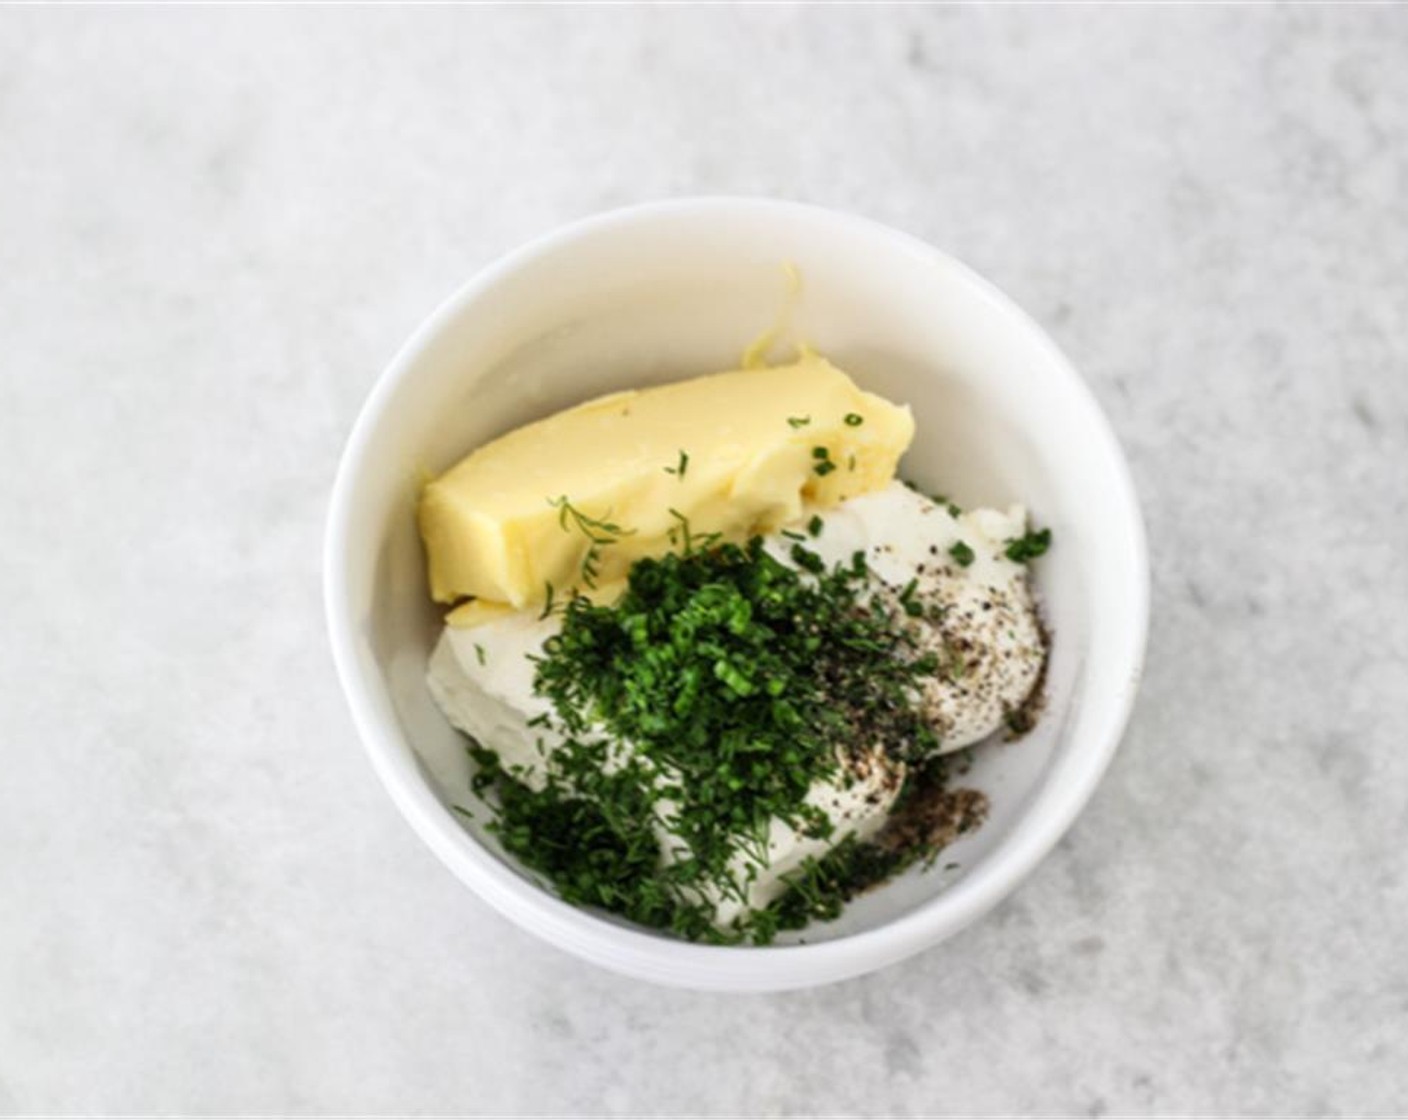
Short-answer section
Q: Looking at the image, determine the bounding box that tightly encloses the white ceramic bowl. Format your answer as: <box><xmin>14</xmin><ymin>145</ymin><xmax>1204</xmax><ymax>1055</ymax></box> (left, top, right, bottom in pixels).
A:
<box><xmin>325</xmin><ymin>198</ymin><xmax>1148</xmax><ymax>992</ymax></box>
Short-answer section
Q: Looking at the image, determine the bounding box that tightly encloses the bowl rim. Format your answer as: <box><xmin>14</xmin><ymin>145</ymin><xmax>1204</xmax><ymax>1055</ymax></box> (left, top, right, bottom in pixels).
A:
<box><xmin>324</xmin><ymin>196</ymin><xmax>1150</xmax><ymax>991</ymax></box>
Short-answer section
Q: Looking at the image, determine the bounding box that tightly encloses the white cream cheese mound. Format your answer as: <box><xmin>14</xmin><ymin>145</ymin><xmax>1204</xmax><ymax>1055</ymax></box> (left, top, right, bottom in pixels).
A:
<box><xmin>427</xmin><ymin>480</ymin><xmax>1045</xmax><ymax>925</ymax></box>
<box><xmin>764</xmin><ymin>481</ymin><xmax>1046</xmax><ymax>751</ymax></box>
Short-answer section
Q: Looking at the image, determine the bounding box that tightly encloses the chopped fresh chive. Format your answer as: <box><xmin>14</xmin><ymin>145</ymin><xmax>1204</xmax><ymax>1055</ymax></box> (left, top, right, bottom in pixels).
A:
<box><xmin>1004</xmin><ymin>527</ymin><xmax>1052</xmax><ymax>563</ymax></box>
<box><xmin>787</xmin><ymin>416</ymin><xmax>811</xmax><ymax>429</ymax></box>
<box><xmin>807</xmin><ymin>515</ymin><xmax>824</xmax><ymax>538</ymax></box>
<box><xmin>789</xmin><ymin>543</ymin><xmax>825</xmax><ymax>574</ymax></box>
<box><xmin>897</xmin><ymin>578</ymin><xmax>925</xmax><ymax>618</ymax></box>
<box><xmin>810</xmin><ymin>446</ymin><xmax>838</xmax><ymax>477</ymax></box>
<box><xmin>949</xmin><ymin>541</ymin><xmax>976</xmax><ymax>568</ymax></box>
<box><xmin>929</xmin><ymin>492</ymin><xmax>963</xmax><ymax>517</ymax></box>
<box><xmin>780</xmin><ymin>528</ymin><xmax>807</xmax><ymax>542</ymax></box>
<box><xmin>474</xmin><ymin>643</ymin><xmax>486</xmax><ymax>666</ymax></box>
<box><xmin>844</xmin><ymin>412</ymin><xmax>864</xmax><ymax>427</ymax></box>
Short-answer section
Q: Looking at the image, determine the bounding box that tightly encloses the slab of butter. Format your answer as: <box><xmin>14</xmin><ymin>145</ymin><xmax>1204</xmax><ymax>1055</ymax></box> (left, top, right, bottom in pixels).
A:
<box><xmin>419</xmin><ymin>354</ymin><xmax>914</xmax><ymax>608</ymax></box>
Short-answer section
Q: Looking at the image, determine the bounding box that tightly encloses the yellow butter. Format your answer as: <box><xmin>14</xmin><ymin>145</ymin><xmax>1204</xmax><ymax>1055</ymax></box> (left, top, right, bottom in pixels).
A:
<box><xmin>419</xmin><ymin>354</ymin><xmax>914</xmax><ymax>609</ymax></box>
<box><xmin>444</xmin><ymin>598</ymin><xmax>519</xmax><ymax>629</ymax></box>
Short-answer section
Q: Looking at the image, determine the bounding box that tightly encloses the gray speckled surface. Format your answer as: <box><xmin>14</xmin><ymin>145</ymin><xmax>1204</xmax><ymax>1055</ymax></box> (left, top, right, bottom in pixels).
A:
<box><xmin>2</xmin><ymin>6</ymin><xmax>1406</xmax><ymax>1116</ymax></box>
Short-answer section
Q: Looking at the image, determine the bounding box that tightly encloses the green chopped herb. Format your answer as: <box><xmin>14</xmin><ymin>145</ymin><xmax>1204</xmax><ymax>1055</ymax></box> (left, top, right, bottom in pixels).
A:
<box><xmin>949</xmin><ymin>541</ymin><xmax>976</xmax><ymax>568</ymax></box>
<box><xmin>787</xmin><ymin>416</ymin><xmax>811</xmax><ymax>429</ymax></box>
<box><xmin>1005</xmin><ymin>527</ymin><xmax>1052</xmax><ymax>563</ymax></box>
<box><xmin>548</xmin><ymin>495</ymin><xmax>636</xmax><ymax>589</ymax></box>
<box><xmin>466</xmin><ymin>535</ymin><xmax>956</xmax><ymax>944</ymax></box>
<box><xmin>666</xmin><ymin>507</ymin><xmax>721</xmax><ymax>555</ymax></box>
<box><xmin>549</xmin><ymin>495</ymin><xmax>633</xmax><ymax>541</ymax></box>
<box><xmin>844</xmin><ymin>412</ymin><xmax>864</xmax><ymax>427</ymax></box>
<box><xmin>807</xmin><ymin>515</ymin><xmax>824</xmax><ymax>538</ymax></box>
<box><xmin>898</xmin><ymin>577</ymin><xmax>925</xmax><ymax>617</ymax></box>
<box><xmin>811</xmin><ymin>446</ymin><xmax>829</xmax><ymax>460</ymax></box>
<box><xmin>664</xmin><ymin>449</ymin><xmax>690</xmax><ymax>479</ymax></box>
<box><xmin>931</xmin><ymin>493</ymin><xmax>964</xmax><ymax>518</ymax></box>
<box><xmin>790</xmin><ymin>543</ymin><xmax>825</xmax><ymax>574</ymax></box>
<box><xmin>474</xmin><ymin>643</ymin><xmax>487</xmax><ymax>666</ymax></box>
<box><xmin>903</xmin><ymin>479</ymin><xmax>962</xmax><ymax>516</ymax></box>
<box><xmin>814</xmin><ymin>460</ymin><xmax>837</xmax><ymax>478</ymax></box>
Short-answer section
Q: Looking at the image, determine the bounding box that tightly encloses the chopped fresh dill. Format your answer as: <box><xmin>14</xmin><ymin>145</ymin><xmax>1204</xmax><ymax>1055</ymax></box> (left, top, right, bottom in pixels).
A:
<box><xmin>664</xmin><ymin>449</ymin><xmax>689</xmax><ymax>479</ymax></box>
<box><xmin>548</xmin><ymin>495</ymin><xmax>636</xmax><ymax>589</ymax></box>
<box><xmin>666</xmin><ymin>507</ymin><xmax>721</xmax><ymax>555</ymax></box>
<box><xmin>549</xmin><ymin>495</ymin><xmax>634</xmax><ymax>542</ymax></box>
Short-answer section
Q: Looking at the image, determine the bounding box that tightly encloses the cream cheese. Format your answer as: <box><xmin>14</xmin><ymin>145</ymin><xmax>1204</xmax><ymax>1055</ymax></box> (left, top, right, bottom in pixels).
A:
<box><xmin>765</xmin><ymin>482</ymin><xmax>1046</xmax><ymax>751</ymax></box>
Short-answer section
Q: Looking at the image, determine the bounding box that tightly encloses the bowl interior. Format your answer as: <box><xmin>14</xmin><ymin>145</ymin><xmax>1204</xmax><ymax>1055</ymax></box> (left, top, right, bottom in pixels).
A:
<box><xmin>332</xmin><ymin>201</ymin><xmax>1145</xmax><ymax>978</ymax></box>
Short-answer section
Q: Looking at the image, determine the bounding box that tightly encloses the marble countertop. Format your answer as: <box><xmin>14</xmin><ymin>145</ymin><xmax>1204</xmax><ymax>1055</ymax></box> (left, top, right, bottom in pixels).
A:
<box><xmin>2</xmin><ymin>6</ymin><xmax>1405</xmax><ymax>1115</ymax></box>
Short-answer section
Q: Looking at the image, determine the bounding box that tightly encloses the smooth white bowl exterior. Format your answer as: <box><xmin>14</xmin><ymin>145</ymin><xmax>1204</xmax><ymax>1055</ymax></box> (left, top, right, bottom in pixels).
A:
<box><xmin>325</xmin><ymin>199</ymin><xmax>1148</xmax><ymax>992</ymax></box>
